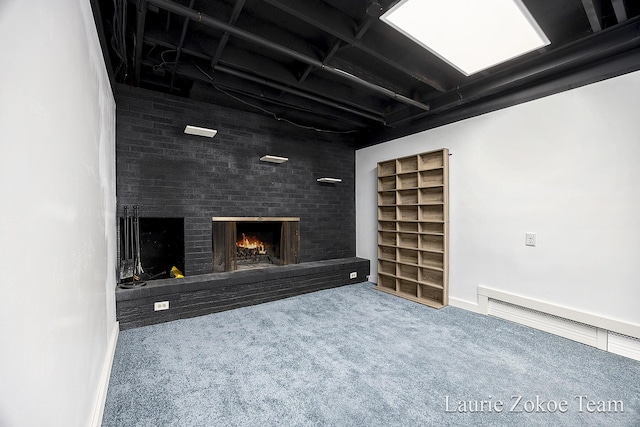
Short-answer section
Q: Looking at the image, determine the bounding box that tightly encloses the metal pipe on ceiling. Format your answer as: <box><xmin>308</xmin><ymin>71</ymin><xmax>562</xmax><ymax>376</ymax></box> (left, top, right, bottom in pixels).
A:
<box><xmin>141</xmin><ymin>33</ymin><xmax>385</xmax><ymax>123</ymax></box>
<box><xmin>145</xmin><ymin>0</ymin><xmax>430</xmax><ymax>112</ymax></box>
<box><xmin>215</xmin><ymin>65</ymin><xmax>386</xmax><ymax>123</ymax></box>
<box><xmin>143</xmin><ymin>61</ymin><xmax>384</xmax><ymax>126</ymax></box>
<box><xmin>201</xmin><ymin>82</ymin><xmax>372</xmax><ymax>129</ymax></box>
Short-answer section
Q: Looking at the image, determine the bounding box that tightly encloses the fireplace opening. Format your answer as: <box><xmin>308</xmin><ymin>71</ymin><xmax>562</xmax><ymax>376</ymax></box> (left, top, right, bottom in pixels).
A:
<box><xmin>212</xmin><ymin>217</ymin><xmax>300</xmax><ymax>272</ymax></box>
<box><xmin>139</xmin><ymin>217</ymin><xmax>185</xmax><ymax>278</ymax></box>
<box><xmin>236</xmin><ymin>222</ymin><xmax>281</xmax><ymax>270</ymax></box>
<box><xmin>120</xmin><ymin>216</ymin><xmax>185</xmax><ymax>281</ymax></box>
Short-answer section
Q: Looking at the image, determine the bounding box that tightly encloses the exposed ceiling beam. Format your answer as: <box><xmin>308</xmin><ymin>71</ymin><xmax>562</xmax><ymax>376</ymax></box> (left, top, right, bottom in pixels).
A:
<box><xmin>216</xmin><ymin>47</ymin><xmax>390</xmax><ymax>116</ymax></box>
<box><xmin>140</xmin><ymin>38</ymin><xmax>386</xmax><ymax>124</ymax></box>
<box><xmin>200</xmin><ymin>85</ymin><xmax>374</xmax><ymax>129</ymax></box>
<box><xmin>262</xmin><ymin>0</ymin><xmax>449</xmax><ymax>92</ymax></box>
<box><xmin>612</xmin><ymin>0</ymin><xmax>628</xmax><ymax>23</ymax></box>
<box><xmin>386</xmin><ymin>17</ymin><xmax>640</xmax><ymax>127</ymax></box>
<box><xmin>149</xmin><ymin>61</ymin><xmax>375</xmax><ymax>129</ymax></box>
<box><xmin>169</xmin><ymin>0</ymin><xmax>194</xmax><ymax>92</ymax></box>
<box><xmin>298</xmin><ymin>11</ymin><xmax>376</xmax><ymax>85</ymax></box>
<box><xmin>145</xmin><ymin>0</ymin><xmax>430</xmax><ymax>111</ymax></box>
<box><xmin>145</xmin><ymin>27</ymin><xmax>210</xmax><ymax>60</ymax></box>
<box><xmin>134</xmin><ymin>0</ymin><xmax>148</xmax><ymax>85</ymax></box>
<box><xmin>210</xmin><ymin>0</ymin><xmax>246</xmax><ymax>68</ymax></box>
<box><xmin>144</xmin><ymin>30</ymin><xmax>389</xmax><ymax>118</ymax></box>
<box><xmin>355</xmin><ymin>15</ymin><xmax>375</xmax><ymax>40</ymax></box>
<box><xmin>222</xmin><ymin>92</ymin><xmax>368</xmax><ymax>129</ymax></box>
<box><xmin>362</xmin><ymin>44</ymin><xmax>640</xmax><ymax>147</ymax></box>
<box><xmin>298</xmin><ymin>39</ymin><xmax>342</xmax><ymax>83</ymax></box>
<box><xmin>213</xmin><ymin>64</ymin><xmax>384</xmax><ymax>123</ymax></box>
<box><xmin>581</xmin><ymin>0</ymin><xmax>603</xmax><ymax>32</ymax></box>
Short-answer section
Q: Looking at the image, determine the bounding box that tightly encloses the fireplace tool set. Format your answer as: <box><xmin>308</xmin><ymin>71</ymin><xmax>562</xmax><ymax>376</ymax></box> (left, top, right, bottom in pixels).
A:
<box><xmin>119</xmin><ymin>205</ymin><xmax>163</xmax><ymax>288</ymax></box>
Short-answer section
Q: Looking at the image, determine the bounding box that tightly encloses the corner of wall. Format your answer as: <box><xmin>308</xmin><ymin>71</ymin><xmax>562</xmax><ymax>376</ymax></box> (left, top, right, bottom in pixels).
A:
<box><xmin>448</xmin><ymin>296</ymin><xmax>485</xmax><ymax>314</ymax></box>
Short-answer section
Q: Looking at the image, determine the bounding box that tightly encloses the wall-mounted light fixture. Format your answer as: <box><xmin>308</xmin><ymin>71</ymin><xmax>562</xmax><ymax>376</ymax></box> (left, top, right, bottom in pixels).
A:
<box><xmin>260</xmin><ymin>155</ymin><xmax>289</xmax><ymax>164</ymax></box>
<box><xmin>184</xmin><ymin>125</ymin><xmax>218</xmax><ymax>138</ymax></box>
<box><xmin>317</xmin><ymin>178</ymin><xmax>342</xmax><ymax>183</ymax></box>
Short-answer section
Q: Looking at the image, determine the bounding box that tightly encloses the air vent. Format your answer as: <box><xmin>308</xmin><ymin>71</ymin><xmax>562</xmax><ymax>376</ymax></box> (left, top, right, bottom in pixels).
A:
<box><xmin>608</xmin><ymin>332</ymin><xmax>640</xmax><ymax>361</ymax></box>
<box><xmin>487</xmin><ymin>299</ymin><xmax>599</xmax><ymax>347</ymax></box>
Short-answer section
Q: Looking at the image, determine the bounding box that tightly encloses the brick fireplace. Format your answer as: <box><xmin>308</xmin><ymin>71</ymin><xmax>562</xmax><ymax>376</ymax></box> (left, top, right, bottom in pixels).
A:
<box><xmin>115</xmin><ymin>84</ymin><xmax>356</xmax><ymax>276</ymax></box>
<box><xmin>114</xmin><ymin>82</ymin><xmax>365</xmax><ymax>330</ymax></box>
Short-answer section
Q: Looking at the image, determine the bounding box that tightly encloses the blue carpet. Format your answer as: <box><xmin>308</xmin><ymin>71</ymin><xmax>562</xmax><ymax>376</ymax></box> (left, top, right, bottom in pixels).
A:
<box><xmin>103</xmin><ymin>282</ymin><xmax>640</xmax><ymax>426</ymax></box>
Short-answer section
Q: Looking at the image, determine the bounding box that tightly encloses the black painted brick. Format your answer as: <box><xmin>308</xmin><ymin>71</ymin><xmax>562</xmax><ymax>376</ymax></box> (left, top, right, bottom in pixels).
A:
<box><xmin>116</xmin><ymin>257</ymin><xmax>370</xmax><ymax>329</ymax></box>
<box><xmin>116</xmin><ymin>84</ymin><xmax>357</xmax><ymax>275</ymax></box>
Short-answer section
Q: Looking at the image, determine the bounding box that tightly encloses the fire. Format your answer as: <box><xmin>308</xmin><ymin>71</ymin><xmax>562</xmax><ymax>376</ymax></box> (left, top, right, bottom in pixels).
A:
<box><xmin>236</xmin><ymin>233</ymin><xmax>266</xmax><ymax>254</ymax></box>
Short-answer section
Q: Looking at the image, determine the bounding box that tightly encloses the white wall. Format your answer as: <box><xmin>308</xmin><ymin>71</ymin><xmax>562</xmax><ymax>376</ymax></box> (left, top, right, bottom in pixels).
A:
<box><xmin>0</xmin><ymin>1</ymin><xmax>117</xmax><ymax>426</ymax></box>
<box><xmin>357</xmin><ymin>70</ymin><xmax>640</xmax><ymax>329</ymax></box>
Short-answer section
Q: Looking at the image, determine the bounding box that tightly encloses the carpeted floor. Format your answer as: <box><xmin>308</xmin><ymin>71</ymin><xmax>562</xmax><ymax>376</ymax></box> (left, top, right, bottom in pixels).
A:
<box><xmin>102</xmin><ymin>282</ymin><xmax>640</xmax><ymax>426</ymax></box>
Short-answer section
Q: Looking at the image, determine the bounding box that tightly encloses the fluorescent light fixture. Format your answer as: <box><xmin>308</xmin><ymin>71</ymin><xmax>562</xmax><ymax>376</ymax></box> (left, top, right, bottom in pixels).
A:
<box><xmin>317</xmin><ymin>178</ymin><xmax>342</xmax><ymax>183</ymax></box>
<box><xmin>184</xmin><ymin>125</ymin><xmax>217</xmax><ymax>138</ymax></box>
<box><xmin>381</xmin><ymin>0</ymin><xmax>550</xmax><ymax>76</ymax></box>
<box><xmin>260</xmin><ymin>155</ymin><xmax>289</xmax><ymax>164</ymax></box>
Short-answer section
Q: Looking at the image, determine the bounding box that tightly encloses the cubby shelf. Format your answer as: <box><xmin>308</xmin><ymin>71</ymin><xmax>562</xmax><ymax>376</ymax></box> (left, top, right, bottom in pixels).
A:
<box><xmin>375</xmin><ymin>148</ymin><xmax>449</xmax><ymax>309</ymax></box>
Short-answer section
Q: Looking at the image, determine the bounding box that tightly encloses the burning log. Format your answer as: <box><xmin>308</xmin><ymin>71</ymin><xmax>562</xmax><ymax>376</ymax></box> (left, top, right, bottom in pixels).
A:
<box><xmin>236</xmin><ymin>233</ymin><xmax>266</xmax><ymax>254</ymax></box>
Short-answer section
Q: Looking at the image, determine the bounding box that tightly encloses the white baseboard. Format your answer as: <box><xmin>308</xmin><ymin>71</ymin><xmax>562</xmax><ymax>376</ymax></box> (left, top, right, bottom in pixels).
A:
<box><xmin>451</xmin><ymin>287</ymin><xmax>640</xmax><ymax>362</ymax></box>
<box><xmin>448</xmin><ymin>296</ymin><xmax>483</xmax><ymax>314</ymax></box>
<box><xmin>91</xmin><ymin>321</ymin><xmax>119</xmax><ymax>427</ymax></box>
<box><xmin>375</xmin><ymin>277</ymin><xmax>640</xmax><ymax>361</ymax></box>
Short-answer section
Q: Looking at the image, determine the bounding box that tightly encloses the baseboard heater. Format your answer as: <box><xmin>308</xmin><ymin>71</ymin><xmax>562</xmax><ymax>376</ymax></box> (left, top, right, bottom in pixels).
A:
<box><xmin>478</xmin><ymin>286</ymin><xmax>640</xmax><ymax>362</ymax></box>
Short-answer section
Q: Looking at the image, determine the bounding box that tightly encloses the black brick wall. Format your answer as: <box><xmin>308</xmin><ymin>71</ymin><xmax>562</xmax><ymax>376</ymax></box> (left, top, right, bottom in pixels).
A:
<box><xmin>116</xmin><ymin>258</ymin><xmax>370</xmax><ymax>329</ymax></box>
<box><xmin>115</xmin><ymin>84</ymin><xmax>356</xmax><ymax>275</ymax></box>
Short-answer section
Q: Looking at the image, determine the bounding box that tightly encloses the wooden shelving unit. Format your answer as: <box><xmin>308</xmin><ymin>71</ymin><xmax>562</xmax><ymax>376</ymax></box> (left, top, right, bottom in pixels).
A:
<box><xmin>375</xmin><ymin>149</ymin><xmax>449</xmax><ymax>308</ymax></box>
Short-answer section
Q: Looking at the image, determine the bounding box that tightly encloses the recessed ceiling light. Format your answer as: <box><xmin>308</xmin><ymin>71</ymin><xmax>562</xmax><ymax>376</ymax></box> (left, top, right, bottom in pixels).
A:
<box><xmin>260</xmin><ymin>155</ymin><xmax>289</xmax><ymax>163</ymax></box>
<box><xmin>184</xmin><ymin>125</ymin><xmax>217</xmax><ymax>138</ymax></box>
<box><xmin>381</xmin><ymin>0</ymin><xmax>550</xmax><ymax>76</ymax></box>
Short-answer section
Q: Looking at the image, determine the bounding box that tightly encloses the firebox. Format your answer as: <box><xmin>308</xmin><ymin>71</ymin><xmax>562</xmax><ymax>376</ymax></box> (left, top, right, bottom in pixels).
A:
<box><xmin>212</xmin><ymin>217</ymin><xmax>299</xmax><ymax>272</ymax></box>
<box><xmin>119</xmin><ymin>215</ymin><xmax>185</xmax><ymax>281</ymax></box>
<box><xmin>235</xmin><ymin>221</ymin><xmax>281</xmax><ymax>270</ymax></box>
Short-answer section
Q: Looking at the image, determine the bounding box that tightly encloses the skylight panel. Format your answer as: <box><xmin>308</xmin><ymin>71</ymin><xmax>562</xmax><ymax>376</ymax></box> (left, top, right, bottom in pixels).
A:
<box><xmin>381</xmin><ymin>0</ymin><xmax>550</xmax><ymax>76</ymax></box>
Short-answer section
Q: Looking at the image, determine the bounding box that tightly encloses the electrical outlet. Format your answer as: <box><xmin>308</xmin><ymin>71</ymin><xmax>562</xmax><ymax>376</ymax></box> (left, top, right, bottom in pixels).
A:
<box><xmin>525</xmin><ymin>232</ymin><xmax>536</xmax><ymax>247</ymax></box>
<box><xmin>350</xmin><ymin>272</ymin><xmax>357</xmax><ymax>279</ymax></box>
<box><xmin>154</xmin><ymin>301</ymin><xmax>169</xmax><ymax>311</ymax></box>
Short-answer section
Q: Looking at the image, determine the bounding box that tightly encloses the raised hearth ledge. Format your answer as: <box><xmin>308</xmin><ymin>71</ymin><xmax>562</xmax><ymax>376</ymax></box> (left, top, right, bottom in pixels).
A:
<box><xmin>116</xmin><ymin>257</ymin><xmax>370</xmax><ymax>330</ymax></box>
